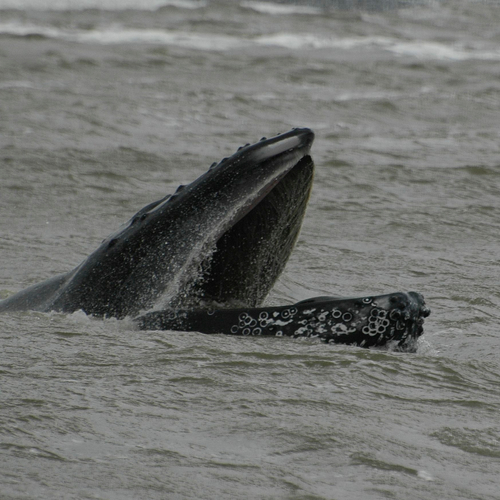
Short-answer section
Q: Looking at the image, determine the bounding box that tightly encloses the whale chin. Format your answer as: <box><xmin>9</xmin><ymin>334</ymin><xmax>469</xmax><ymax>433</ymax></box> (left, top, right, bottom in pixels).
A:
<box><xmin>136</xmin><ymin>291</ymin><xmax>431</xmax><ymax>352</ymax></box>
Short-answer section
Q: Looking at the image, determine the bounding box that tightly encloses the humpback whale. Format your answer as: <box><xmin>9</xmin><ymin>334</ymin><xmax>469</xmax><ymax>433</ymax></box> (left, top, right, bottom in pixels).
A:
<box><xmin>0</xmin><ymin>128</ymin><xmax>430</xmax><ymax>349</ymax></box>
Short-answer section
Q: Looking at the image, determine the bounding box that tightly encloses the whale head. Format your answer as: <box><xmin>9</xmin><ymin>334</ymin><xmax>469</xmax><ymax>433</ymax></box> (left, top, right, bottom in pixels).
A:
<box><xmin>46</xmin><ymin>128</ymin><xmax>315</xmax><ymax>318</ymax></box>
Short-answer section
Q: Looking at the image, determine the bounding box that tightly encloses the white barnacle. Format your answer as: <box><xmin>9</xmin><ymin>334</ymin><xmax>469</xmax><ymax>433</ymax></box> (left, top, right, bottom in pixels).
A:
<box><xmin>332</xmin><ymin>309</ymin><xmax>342</xmax><ymax>319</ymax></box>
<box><xmin>273</xmin><ymin>319</ymin><xmax>293</xmax><ymax>326</ymax></box>
<box><xmin>363</xmin><ymin>325</ymin><xmax>378</xmax><ymax>336</ymax></box>
<box><xmin>293</xmin><ymin>326</ymin><xmax>311</xmax><ymax>337</ymax></box>
<box><xmin>317</xmin><ymin>312</ymin><xmax>328</xmax><ymax>322</ymax></box>
<box><xmin>342</xmin><ymin>312</ymin><xmax>353</xmax><ymax>322</ymax></box>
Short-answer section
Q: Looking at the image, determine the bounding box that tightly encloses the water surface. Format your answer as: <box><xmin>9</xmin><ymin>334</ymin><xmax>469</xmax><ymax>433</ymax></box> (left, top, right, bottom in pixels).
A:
<box><xmin>1</xmin><ymin>1</ymin><xmax>500</xmax><ymax>498</ymax></box>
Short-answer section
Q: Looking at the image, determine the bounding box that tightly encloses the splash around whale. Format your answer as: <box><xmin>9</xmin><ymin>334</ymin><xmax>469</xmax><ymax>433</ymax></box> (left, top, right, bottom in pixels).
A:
<box><xmin>0</xmin><ymin>128</ymin><xmax>430</xmax><ymax>349</ymax></box>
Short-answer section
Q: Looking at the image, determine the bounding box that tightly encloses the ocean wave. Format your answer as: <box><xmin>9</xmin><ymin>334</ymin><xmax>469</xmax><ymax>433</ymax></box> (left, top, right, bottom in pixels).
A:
<box><xmin>241</xmin><ymin>1</ymin><xmax>321</xmax><ymax>15</ymax></box>
<box><xmin>0</xmin><ymin>0</ymin><xmax>206</xmax><ymax>10</ymax></box>
<box><xmin>0</xmin><ymin>0</ymin><xmax>448</xmax><ymax>12</ymax></box>
<box><xmin>79</xmin><ymin>29</ymin><xmax>245</xmax><ymax>51</ymax></box>
<box><xmin>255</xmin><ymin>33</ymin><xmax>500</xmax><ymax>61</ymax></box>
<box><xmin>1</xmin><ymin>21</ymin><xmax>499</xmax><ymax>62</ymax></box>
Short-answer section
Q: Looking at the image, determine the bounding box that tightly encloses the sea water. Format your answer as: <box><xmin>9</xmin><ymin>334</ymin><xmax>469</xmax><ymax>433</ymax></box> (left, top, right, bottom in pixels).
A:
<box><xmin>1</xmin><ymin>1</ymin><xmax>500</xmax><ymax>498</ymax></box>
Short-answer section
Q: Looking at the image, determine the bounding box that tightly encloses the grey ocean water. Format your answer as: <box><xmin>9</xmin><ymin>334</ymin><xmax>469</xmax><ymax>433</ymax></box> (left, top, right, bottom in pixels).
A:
<box><xmin>1</xmin><ymin>0</ymin><xmax>500</xmax><ymax>498</ymax></box>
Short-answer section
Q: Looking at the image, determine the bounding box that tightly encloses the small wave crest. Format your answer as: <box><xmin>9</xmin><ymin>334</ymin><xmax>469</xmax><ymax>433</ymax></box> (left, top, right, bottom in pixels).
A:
<box><xmin>1</xmin><ymin>20</ymin><xmax>498</xmax><ymax>62</ymax></box>
<box><xmin>241</xmin><ymin>1</ymin><xmax>321</xmax><ymax>15</ymax></box>
<box><xmin>0</xmin><ymin>0</ymin><xmax>206</xmax><ymax>10</ymax></box>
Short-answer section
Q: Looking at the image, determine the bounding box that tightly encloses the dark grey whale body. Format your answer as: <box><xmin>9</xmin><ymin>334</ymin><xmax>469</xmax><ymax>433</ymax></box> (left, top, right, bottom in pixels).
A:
<box><xmin>0</xmin><ymin>128</ymin><xmax>430</xmax><ymax>348</ymax></box>
<box><xmin>0</xmin><ymin>129</ymin><xmax>315</xmax><ymax>317</ymax></box>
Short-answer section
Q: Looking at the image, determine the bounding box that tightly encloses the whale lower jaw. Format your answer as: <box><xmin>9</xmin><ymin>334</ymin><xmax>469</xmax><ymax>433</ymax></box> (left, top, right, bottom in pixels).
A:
<box><xmin>135</xmin><ymin>291</ymin><xmax>430</xmax><ymax>351</ymax></box>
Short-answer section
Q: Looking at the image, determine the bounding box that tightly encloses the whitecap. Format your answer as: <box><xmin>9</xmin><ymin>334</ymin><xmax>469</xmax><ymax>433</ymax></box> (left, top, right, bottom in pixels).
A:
<box><xmin>73</xmin><ymin>28</ymin><xmax>248</xmax><ymax>51</ymax></box>
<box><xmin>241</xmin><ymin>1</ymin><xmax>321</xmax><ymax>15</ymax></box>
<box><xmin>255</xmin><ymin>33</ymin><xmax>500</xmax><ymax>61</ymax></box>
<box><xmin>387</xmin><ymin>40</ymin><xmax>500</xmax><ymax>61</ymax></box>
<box><xmin>0</xmin><ymin>0</ymin><xmax>206</xmax><ymax>10</ymax></box>
<box><xmin>1</xmin><ymin>19</ymin><xmax>499</xmax><ymax>62</ymax></box>
<box><xmin>418</xmin><ymin>470</ymin><xmax>435</xmax><ymax>481</ymax></box>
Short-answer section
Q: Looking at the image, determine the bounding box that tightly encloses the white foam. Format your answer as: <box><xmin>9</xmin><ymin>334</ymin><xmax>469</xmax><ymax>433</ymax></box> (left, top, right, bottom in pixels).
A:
<box><xmin>73</xmin><ymin>28</ymin><xmax>246</xmax><ymax>51</ymax></box>
<box><xmin>256</xmin><ymin>33</ymin><xmax>500</xmax><ymax>61</ymax></box>
<box><xmin>0</xmin><ymin>22</ymin><xmax>245</xmax><ymax>50</ymax></box>
<box><xmin>241</xmin><ymin>1</ymin><xmax>321</xmax><ymax>15</ymax></box>
<box><xmin>417</xmin><ymin>470</ymin><xmax>434</xmax><ymax>481</ymax></box>
<box><xmin>0</xmin><ymin>80</ymin><xmax>36</xmax><ymax>89</ymax></box>
<box><xmin>0</xmin><ymin>22</ymin><xmax>63</xmax><ymax>38</ymax></box>
<box><xmin>0</xmin><ymin>0</ymin><xmax>206</xmax><ymax>10</ymax></box>
<box><xmin>388</xmin><ymin>40</ymin><xmax>500</xmax><ymax>61</ymax></box>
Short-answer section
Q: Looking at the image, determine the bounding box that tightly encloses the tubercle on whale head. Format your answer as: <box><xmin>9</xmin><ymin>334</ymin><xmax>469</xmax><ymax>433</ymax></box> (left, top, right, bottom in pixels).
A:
<box><xmin>221</xmin><ymin>127</ymin><xmax>315</xmax><ymax>166</ymax></box>
<box><xmin>103</xmin><ymin>128</ymin><xmax>315</xmax><ymax>242</ymax></box>
<box><xmin>190</xmin><ymin>130</ymin><xmax>310</xmax><ymax>186</ymax></box>
<box><xmin>137</xmin><ymin>128</ymin><xmax>315</xmax><ymax>223</ymax></box>
<box><xmin>100</xmin><ymin>128</ymin><xmax>315</xmax><ymax>242</ymax></box>
<box><xmin>195</xmin><ymin>128</ymin><xmax>314</xmax><ymax>185</ymax></box>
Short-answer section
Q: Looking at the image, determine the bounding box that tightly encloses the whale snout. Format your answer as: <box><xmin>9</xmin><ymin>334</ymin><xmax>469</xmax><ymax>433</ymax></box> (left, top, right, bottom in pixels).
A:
<box><xmin>384</xmin><ymin>291</ymin><xmax>430</xmax><ymax>350</ymax></box>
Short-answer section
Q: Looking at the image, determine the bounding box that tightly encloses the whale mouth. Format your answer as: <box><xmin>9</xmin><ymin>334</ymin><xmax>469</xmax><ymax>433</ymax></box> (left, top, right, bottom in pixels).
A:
<box><xmin>186</xmin><ymin>153</ymin><xmax>315</xmax><ymax>309</ymax></box>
